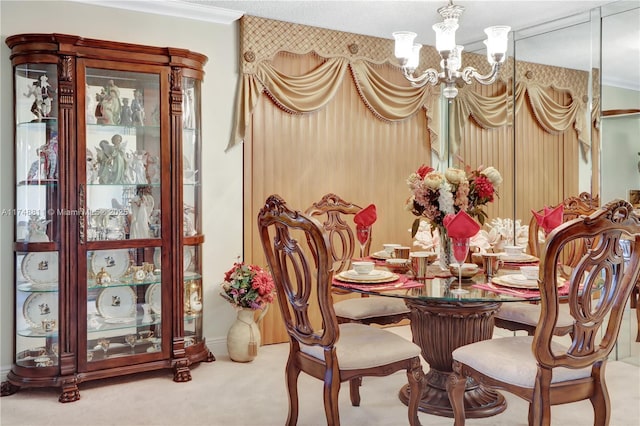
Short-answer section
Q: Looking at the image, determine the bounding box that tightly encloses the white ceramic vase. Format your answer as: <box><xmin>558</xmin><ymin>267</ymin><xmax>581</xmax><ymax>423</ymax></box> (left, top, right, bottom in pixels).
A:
<box><xmin>227</xmin><ymin>306</ymin><xmax>268</xmax><ymax>362</ymax></box>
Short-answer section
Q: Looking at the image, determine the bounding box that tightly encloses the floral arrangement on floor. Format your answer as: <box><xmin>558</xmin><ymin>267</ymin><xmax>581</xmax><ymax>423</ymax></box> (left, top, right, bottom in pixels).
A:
<box><xmin>220</xmin><ymin>261</ymin><xmax>275</xmax><ymax>310</ymax></box>
<box><xmin>406</xmin><ymin>164</ymin><xmax>503</xmax><ymax>236</ymax></box>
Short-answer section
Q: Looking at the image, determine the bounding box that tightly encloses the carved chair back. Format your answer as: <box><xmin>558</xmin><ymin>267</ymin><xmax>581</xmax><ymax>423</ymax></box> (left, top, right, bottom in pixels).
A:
<box><xmin>534</xmin><ymin>199</ymin><xmax>640</xmax><ymax>369</ymax></box>
<box><xmin>258</xmin><ymin>194</ymin><xmax>339</xmax><ymax>349</ymax></box>
<box><xmin>305</xmin><ymin>193</ymin><xmax>371</xmax><ymax>274</ymax></box>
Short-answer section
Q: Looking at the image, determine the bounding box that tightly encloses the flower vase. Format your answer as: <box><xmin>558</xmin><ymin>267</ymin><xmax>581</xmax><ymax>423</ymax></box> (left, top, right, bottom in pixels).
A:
<box><xmin>438</xmin><ymin>226</ymin><xmax>452</xmax><ymax>271</ymax></box>
<box><xmin>227</xmin><ymin>306</ymin><xmax>268</xmax><ymax>362</ymax></box>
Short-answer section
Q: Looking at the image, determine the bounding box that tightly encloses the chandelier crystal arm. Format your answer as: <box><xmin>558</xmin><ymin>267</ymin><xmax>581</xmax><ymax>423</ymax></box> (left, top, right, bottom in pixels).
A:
<box><xmin>461</xmin><ymin>62</ymin><xmax>503</xmax><ymax>86</ymax></box>
<box><xmin>402</xmin><ymin>67</ymin><xmax>441</xmax><ymax>88</ymax></box>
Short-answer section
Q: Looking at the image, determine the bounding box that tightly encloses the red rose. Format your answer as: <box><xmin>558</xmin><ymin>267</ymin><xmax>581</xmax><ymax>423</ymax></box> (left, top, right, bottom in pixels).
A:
<box><xmin>416</xmin><ymin>164</ymin><xmax>434</xmax><ymax>179</ymax></box>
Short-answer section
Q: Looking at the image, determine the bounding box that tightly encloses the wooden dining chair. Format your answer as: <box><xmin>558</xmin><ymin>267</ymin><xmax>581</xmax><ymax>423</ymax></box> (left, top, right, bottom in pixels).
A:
<box><xmin>305</xmin><ymin>193</ymin><xmax>410</xmax><ymax>326</ymax></box>
<box><xmin>258</xmin><ymin>194</ymin><xmax>425</xmax><ymax>426</ymax></box>
<box><xmin>494</xmin><ymin>192</ymin><xmax>600</xmax><ymax>336</ymax></box>
<box><xmin>447</xmin><ymin>199</ymin><xmax>640</xmax><ymax>426</ymax></box>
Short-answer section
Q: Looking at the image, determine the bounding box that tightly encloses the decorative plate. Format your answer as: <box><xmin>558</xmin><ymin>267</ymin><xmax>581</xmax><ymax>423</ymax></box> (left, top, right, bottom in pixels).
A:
<box><xmin>23</xmin><ymin>292</ymin><xmax>58</xmax><ymax>329</ymax></box>
<box><xmin>104</xmin><ymin>317</ymin><xmax>135</xmax><ymax>324</ymax></box>
<box><xmin>96</xmin><ymin>286</ymin><xmax>137</xmax><ymax>319</ymax></box>
<box><xmin>145</xmin><ymin>283</ymin><xmax>162</xmax><ymax>314</ymax></box>
<box><xmin>91</xmin><ymin>249</ymin><xmax>131</xmax><ymax>280</ymax></box>
<box><xmin>498</xmin><ymin>253</ymin><xmax>539</xmax><ymax>263</ymax></box>
<box><xmin>21</xmin><ymin>252</ymin><xmax>59</xmax><ymax>285</ymax></box>
<box><xmin>370</xmin><ymin>250</ymin><xmax>391</xmax><ymax>260</ymax></box>
<box><xmin>335</xmin><ymin>269</ymin><xmax>398</xmax><ymax>284</ymax></box>
<box><xmin>154</xmin><ymin>247</ymin><xmax>192</xmax><ymax>271</ymax></box>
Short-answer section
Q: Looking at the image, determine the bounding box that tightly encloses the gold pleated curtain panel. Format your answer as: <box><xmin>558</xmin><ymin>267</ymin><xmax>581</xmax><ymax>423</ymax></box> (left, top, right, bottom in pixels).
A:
<box><xmin>235</xmin><ymin>16</ymin><xmax>595</xmax><ymax>344</ymax></box>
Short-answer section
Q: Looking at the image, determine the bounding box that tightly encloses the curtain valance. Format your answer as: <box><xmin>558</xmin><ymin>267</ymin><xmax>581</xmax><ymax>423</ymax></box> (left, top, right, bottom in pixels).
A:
<box><xmin>230</xmin><ymin>15</ymin><xmax>592</xmax><ymax>158</ymax></box>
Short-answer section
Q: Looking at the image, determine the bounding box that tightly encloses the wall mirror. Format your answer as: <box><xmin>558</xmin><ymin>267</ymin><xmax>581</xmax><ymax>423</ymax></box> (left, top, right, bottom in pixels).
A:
<box><xmin>600</xmin><ymin>3</ymin><xmax>640</xmax><ymax>205</ymax></box>
<box><xmin>453</xmin><ymin>7</ymin><xmax>602</xmax><ymax>246</ymax></box>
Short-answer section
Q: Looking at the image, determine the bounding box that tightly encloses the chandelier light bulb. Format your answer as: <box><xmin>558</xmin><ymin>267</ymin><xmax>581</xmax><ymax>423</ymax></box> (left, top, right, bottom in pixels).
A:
<box><xmin>484</xmin><ymin>26</ymin><xmax>511</xmax><ymax>63</ymax></box>
<box><xmin>406</xmin><ymin>43</ymin><xmax>422</xmax><ymax>71</ymax></box>
<box><xmin>433</xmin><ymin>22</ymin><xmax>458</xmax><ymax>53</ymax></box>
<box><xmin>392</xmin><ymin>31</ymin><xmax>417</xmax><ymax>62</ymax></box>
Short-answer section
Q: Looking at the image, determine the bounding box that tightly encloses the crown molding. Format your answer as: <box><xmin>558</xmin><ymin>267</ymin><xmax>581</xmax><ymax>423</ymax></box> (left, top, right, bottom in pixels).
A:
<box><xmin>68</xmin><ymin>0</ymin><xmax>243</xmax><ymax>24</ymax></box>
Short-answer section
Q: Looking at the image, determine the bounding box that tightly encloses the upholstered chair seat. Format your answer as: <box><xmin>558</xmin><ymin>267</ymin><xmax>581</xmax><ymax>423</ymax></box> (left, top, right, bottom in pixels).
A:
<box><xmin>333</xmin><ymin>297</ymin><xmax>410</xmax><ymax>323</ymax></box>
<box><xmin>453</xmin><ymin>336</ymin><xmax>592</xmax><ymax>388</ymax></box>
<box><xmin>301</xmin><ymin>323</ymin><xmax>421</xmax><ymax>369</ymax></box>
<box><xmin>495</xmin><ymin>303</ymin><xmax>574</xmax><ymax>335</ymax></box>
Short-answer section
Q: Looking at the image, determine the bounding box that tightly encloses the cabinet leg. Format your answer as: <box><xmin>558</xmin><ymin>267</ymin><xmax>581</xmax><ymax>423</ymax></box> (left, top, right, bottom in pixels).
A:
<box><xmin>206</xmin><ymin>350</ymin><xmax>216</xmax><ymax>362</ymax></box>
<box><xmin>59</xmin><ymin>377</ymin><xmax>80</xmax><ymax>403</ymax></box>
<box><xmin>173</xmin><ymin>359</ymin><xmax>192</xmax><ymax>382</ymax></box>
<box><xmin>1</xmin><ymin>381</ymin><xmax>20</xmax><ymax>396</ymax></box>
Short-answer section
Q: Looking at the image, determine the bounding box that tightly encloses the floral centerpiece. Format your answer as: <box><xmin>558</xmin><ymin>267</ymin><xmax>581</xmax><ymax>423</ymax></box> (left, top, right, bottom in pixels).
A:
<box><xmin>220</xmin><ymin>261</ymin><xmax>275</xmax><ymax>310</ymax></box>
<box><xmin>406</xmin><ymin>164</ymin><xmax>502</xmax><ymax>267</ymax></box>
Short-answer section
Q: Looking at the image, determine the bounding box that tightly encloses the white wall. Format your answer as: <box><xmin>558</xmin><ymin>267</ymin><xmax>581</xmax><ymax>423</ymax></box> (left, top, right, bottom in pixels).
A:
<box><xmin>600</xmin><ymin>85</ymin><xmax>640</xmax><ymax>204</ymax></box>
<box><xmin>0</xmin><ymin>0</ymin><xmax>244</xmax><ymax>376</ymax></box>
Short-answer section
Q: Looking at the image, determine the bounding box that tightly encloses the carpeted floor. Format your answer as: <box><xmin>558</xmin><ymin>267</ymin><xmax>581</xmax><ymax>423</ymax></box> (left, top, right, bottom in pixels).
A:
<box><xmin>1</xmin><ymin>325</ymin><xmax>639</xmax><ymax>426</ymax></box>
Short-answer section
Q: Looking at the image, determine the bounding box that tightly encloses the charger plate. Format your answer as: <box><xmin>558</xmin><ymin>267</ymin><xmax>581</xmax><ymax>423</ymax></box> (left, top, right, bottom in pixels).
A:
<box><xmin>335</xmin><ymin>269</ymin><xmax>398</xmax><ymax>284</ymax></box>
<box><xmin>498</xmin><ymin>253</ymin><xmax>539</xmax><ymax>263</ymax></box>
<box><xmin>492</xmin><ymin>274</ymin><xmax>565</xmax><ymax>289</ymax></box>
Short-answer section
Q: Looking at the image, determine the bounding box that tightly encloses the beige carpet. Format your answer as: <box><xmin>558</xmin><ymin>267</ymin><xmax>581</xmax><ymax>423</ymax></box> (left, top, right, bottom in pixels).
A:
<box><xmin>1</xmin><ymin>325</ymin><xmax>639</xmax><ymax>426</ymax></box>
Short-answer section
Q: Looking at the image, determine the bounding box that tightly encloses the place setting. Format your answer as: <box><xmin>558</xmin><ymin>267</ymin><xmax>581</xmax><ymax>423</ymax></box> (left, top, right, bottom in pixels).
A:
<box><xmin>333</xmin><ymin>260</ymin><xmax>426</xmax><ymax>291</ymax></box>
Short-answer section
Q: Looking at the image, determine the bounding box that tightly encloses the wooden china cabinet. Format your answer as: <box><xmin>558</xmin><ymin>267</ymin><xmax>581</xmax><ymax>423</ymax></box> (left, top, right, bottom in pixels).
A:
<box><xmin>1</xmin><ymin>34</ymin><xmax>213</xmax><ymax>402</ymax></box>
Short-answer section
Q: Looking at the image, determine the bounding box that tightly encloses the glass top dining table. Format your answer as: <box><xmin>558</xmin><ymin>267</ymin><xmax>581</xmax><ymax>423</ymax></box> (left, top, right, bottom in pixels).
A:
<box><xmin>332</xmin><ymin>265</ymin><xmax>548</xmax><ymax>303</ymax></box>
<box><xmin>333</xmin><ymin>263</ymin><xmax>548</xmax><ymax>419</ymax></box>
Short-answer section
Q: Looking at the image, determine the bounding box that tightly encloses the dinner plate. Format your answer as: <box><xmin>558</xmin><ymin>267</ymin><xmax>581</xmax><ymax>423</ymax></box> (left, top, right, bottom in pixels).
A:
<box><xmin>492</xmin><ymin>275</ymin><xmax>565</xmax><ymax>289</ymax></box>
<box><xmin>145</xmin><ymin>283</ymin><xmax>162</xmax><ymax>313</ymax></box>
<box><xmin>23</xmin><ymin>292</ymin><xmax>58</xmax><ymax>329</ymax></box>
<box><xmin>91</xmin><ymin>249</ymin><xmax>131</xmax><ymax>279</ymax></box>
<box><xmin>498</xmin><ymin>253</ymin><xmax>539</xmax><ymax>263</ymax></box>
<box><xmin>335</xmin><ymin>269</ymin><xmax>398</xmax><ymax>284</ymax></box>
<box><xmin>21</xmin><ymin>252</ymin><xmax>59</xmax><ymax>284</ymax></box>
<box><xmin>96</xmin><ymin>286</ymin><xmax>137</xmax><ymax>319</ymax></box>
<box><xmin>370</xmin><ymin>250</ymin><xmax>391</xmax><ymax>260</ymax></box>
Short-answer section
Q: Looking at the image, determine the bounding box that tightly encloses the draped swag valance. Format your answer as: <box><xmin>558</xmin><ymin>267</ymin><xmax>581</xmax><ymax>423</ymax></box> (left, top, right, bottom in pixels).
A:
<box><xmin>231</xmin><ymin>15</ymin><xmax>594</xmax><ymax>157</ymax></box>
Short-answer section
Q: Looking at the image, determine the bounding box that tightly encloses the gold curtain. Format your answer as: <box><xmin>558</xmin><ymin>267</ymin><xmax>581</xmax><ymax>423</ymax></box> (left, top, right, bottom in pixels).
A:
<box><xmin>235</xmin><ymin>16</ymin><xmax>595</xmax><ymax>344</ymax></box>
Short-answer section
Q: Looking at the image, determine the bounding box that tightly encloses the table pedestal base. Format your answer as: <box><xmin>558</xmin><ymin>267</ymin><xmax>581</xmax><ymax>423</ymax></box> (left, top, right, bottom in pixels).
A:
<box><xmin>398</xmin><ymin>369</ymin><xmax>506</xmax><ymax>418</ymax></box>
<box><xmin>400</xmin><ymin>299</ymin><xmax>506</xmax><ymax>418</ymax></box>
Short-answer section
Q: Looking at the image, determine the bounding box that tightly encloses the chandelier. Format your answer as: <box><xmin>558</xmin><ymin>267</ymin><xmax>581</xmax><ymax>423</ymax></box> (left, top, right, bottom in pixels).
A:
<box><xmin>393</xmin><ymin>1</ymin><xmax>510</xmax><ymax>99</ymax></box>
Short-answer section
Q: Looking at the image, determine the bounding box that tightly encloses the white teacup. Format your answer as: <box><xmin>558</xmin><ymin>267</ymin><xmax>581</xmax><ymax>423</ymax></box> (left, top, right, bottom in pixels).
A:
<box><xmin>383</xmin><ymin>244</ymin><xmax>401</xmax><ymax>256</ymax></box>
<box><xmin>504</xmin><ymin>245</ymin><xmax>524</xmax><ymax>256</ymax></box>
<box><xmin>520</xmin><ymin>265</ymin><xmax>540</xmax><ymax>280</ymax></box>
<box><xmin>352</xmin><ymin>261</ymin><xmax>374</xmax><ymax>275</ymax></box>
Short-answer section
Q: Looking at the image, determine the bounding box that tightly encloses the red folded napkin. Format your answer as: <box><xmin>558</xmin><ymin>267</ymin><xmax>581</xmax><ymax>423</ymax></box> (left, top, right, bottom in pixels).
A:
<box><xmin>443</xmin><ymin>210</ymin><xmax>480</xmax><ymax>239</ymax></box>
<box><xmin>354</xmin><ymin>204</ymin><xmax>377</xmax><ymax>227</ymax></box>
<box><xmin>531</xmin><ymin>204</ymin><xmax>564</xmax><ymax>234</ymax></box>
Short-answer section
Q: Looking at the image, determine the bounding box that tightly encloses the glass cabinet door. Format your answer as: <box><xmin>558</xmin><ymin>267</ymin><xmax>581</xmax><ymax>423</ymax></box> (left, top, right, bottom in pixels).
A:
<box><xmin>86</xmin><ymin>248</ymin><xmax>162</xmax><ymax>361</ymax></box>
<box><xmin>82</xmin><ymin>67</ymin><xmax>165</xmax><ymax>366</ymax></box>
<box><xmin>84</xmin><ymin>69</ymin><xmax>161</xmax><ymax>242</ymax></box>
<box><xmin>13</xmin><ymin>63</ymin><xmax>60</xmax><ymax>370</ymax></box>
<box><xmin>182</xmin><ymin>77</ymin><xmax>203</xmax><ymax>347</ymax></box>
